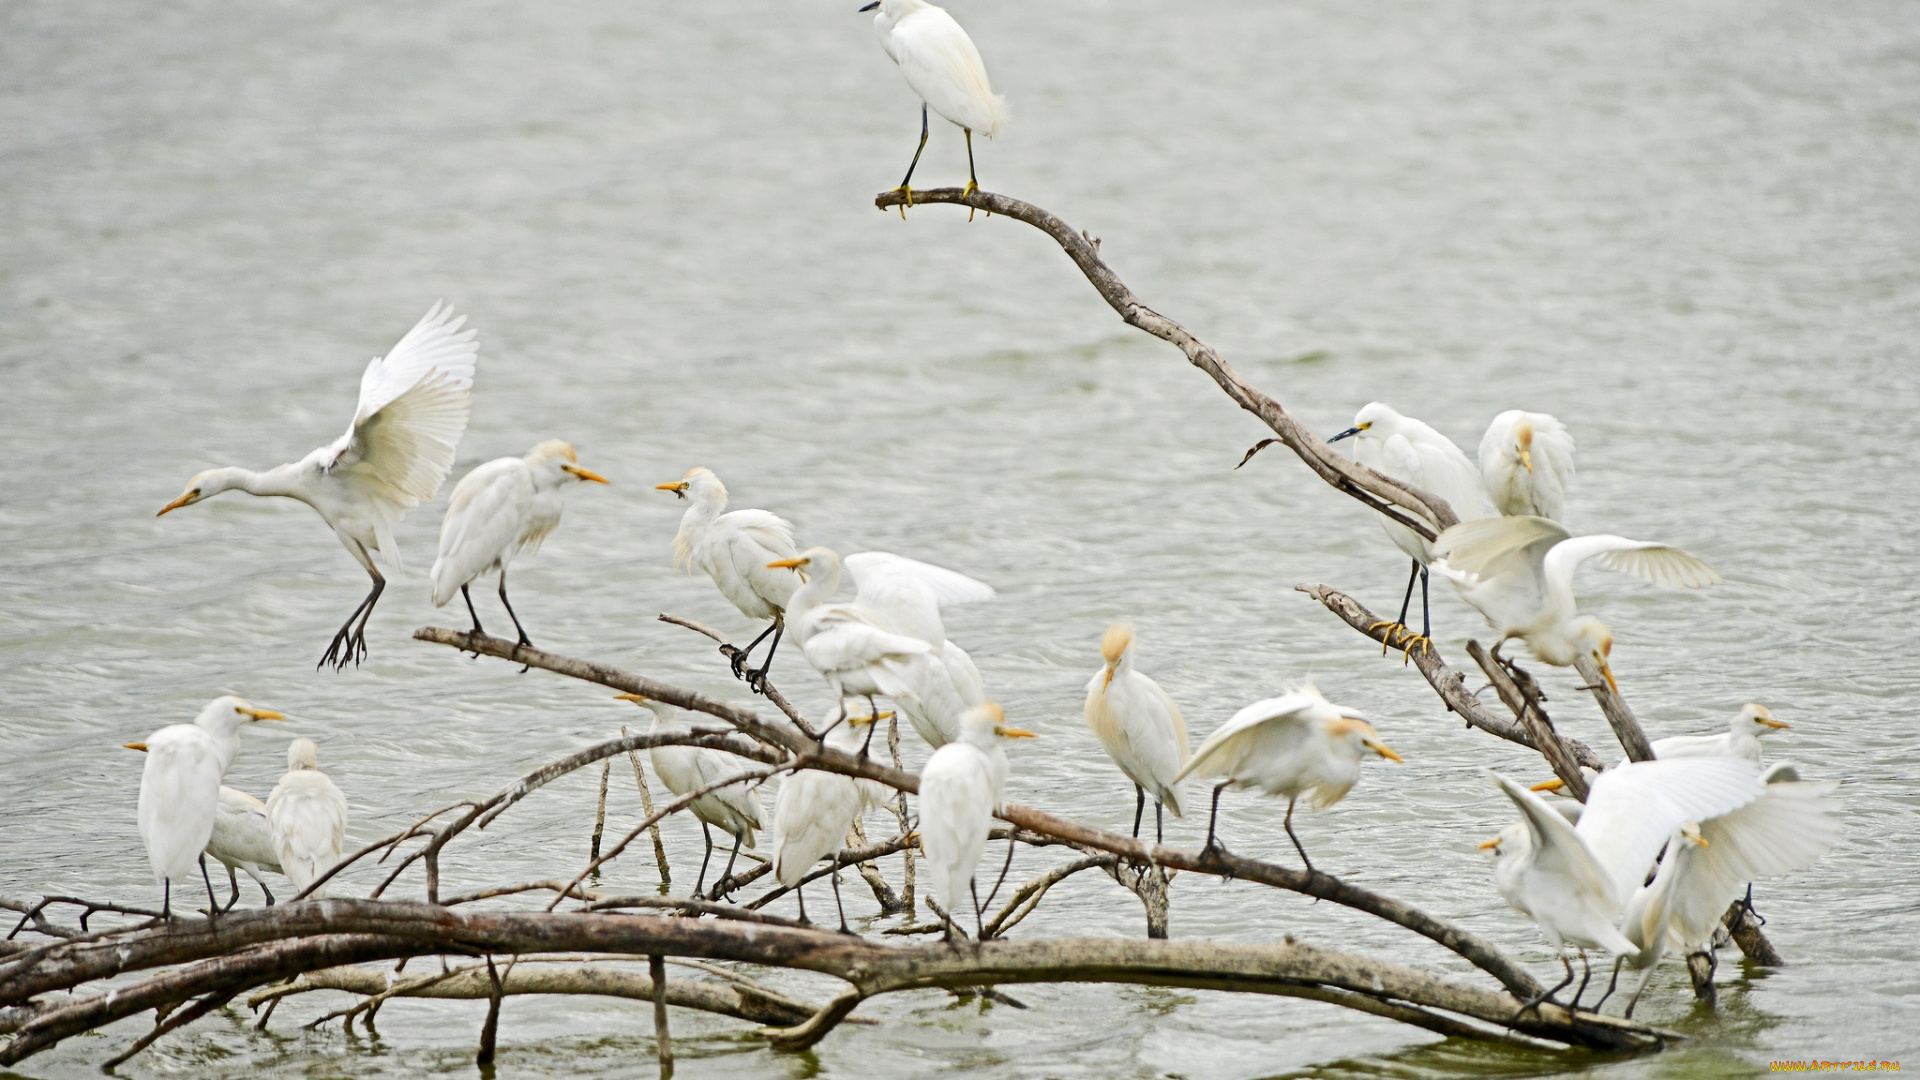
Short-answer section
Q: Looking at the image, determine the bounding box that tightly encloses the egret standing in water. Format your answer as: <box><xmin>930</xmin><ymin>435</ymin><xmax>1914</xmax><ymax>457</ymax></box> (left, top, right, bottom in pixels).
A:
<box><xmin>1429</xmin><ymin>515</ymin><xmax>1721</xmax><ymax>687</ymax></box>
<box><xmin>1083</xmin><ymin>623</ymin><xmax>1188</xmax><ymax>842</ymax></box>
<box><xmin>430</xmin><ymin>440</ymin><xmax>608</xmax><ymax>648</ymax></box>
<box><xmin>1479</xmin><ymin>410</ymin><xmax>1576</xmax><ymax>521</ymax></box>
<box><xmin>657</xmin><ymin>468</ymin><xmax>801</xmax><ymax>689</ymax></box>
<box><xmin>1328</xmin><ymin>402</ymin><xmax>1498</xmax><ymax>647</ymax></box>
<box><xmin>861</xmin><ymin>0</ymin><xmax>1007</xmax><ymax>213</ymax></box>
<box><xmin>134</xmin><ymin>697</ymin><xmax>284</xmax><ymax>917</ymax></box>
<box><xmin>771</xmin><ymin>705</ymin><xmax>892</xmax><ymax>930</ymax></box>
<box><xmin>125</xmin><ymin>743</ymin><xmax>283</xmax><ymax>907</ymax></box>
<box><xmin>622</xmin><ymin>695</ymin><xmax>765</xmax><ymax>899</ymax></box>
<box><xmin>917</xmin><ymin>703</ymin><xmax>1035</xmax><ymax>939</ymax></box>
<box><xmin>267</xmin><ymin>738</ymin><xmax>349</xmax><ymax>900</ymax></box>
<box><xmin>1173</xmin><ymin>686</ymin><xmax>1400</xmax><ymax>871</ymax></box>
<box><xmin>157</xmin><ymin>304</ymin><xmax>478</xmax><ymax>670</ymax></box>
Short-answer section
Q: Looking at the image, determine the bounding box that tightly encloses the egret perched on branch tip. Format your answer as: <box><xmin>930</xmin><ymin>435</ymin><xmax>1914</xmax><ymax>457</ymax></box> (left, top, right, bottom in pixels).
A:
<box><xmin>861</xmin><ymin>0</ymin><xmax>1007</xmax><ymax>217</ymax></box>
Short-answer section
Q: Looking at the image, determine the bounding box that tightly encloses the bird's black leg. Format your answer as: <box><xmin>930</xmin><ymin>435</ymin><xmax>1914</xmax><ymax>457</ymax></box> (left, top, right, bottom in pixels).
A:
<box><xmin>970</xmin><ymin>879</ymin><xmax>985</xmax><ymax>940</ymax></box>
<box><xmin>712</xmin><ymin>833</ymin><xmax>745</xmax><ymax>899</ymax></box>
<box><xmin>1570</xmin><ymin>950</ymin><xmax>1593</xmax><ymax>1010</ymax></box>
<box><xmin>1595</xmin><ymin>956</ymin><xmax>1625</xmax><ymax>1011</ymax></box>
<box><xmin>747</xmin><ymin>617</ymin><xmax>786</xmax><ymax>693</ymax></box>
<box><xmin>795</xmin><ymin>882</ymin><xmax>809</xmax><ymax>925</ymax></box>
<box><xmin>859</xmin><ymin>695</ymin><xmax>881</xmax><ymax>758</ymax></box>
<box><xmin>831</xmin><ymin>859</ymin><xmax>850</xmax><ymax>933</ymax></box>
<box><xmin>1419</xmin><ymin>565</ymin><xmax>1432</xmax><ymax>641</ymax></box>
<box><xmin>1202</xmin><ymin>782</ymin><xmax>1230</xmax><ymax>856</ymax></box>
<box><xmin>964</xmin><ymin>128</ymin><xmax>979</xmax><ymax>218</ymax></box>
<box><xmin>1283</xmin><ymin>796</ymin><xmax>1315</xmax><ymax>875</ymax></box>
<box><xmin>320</xmin><ymin>572</ymin><xmax>385</xmax><ymax>671</ymax></box>
<box><xmin>1512</xmin><ymin>955</ymin><xmax>1576</xmax><ymax>1021</ymax></box>
<box><xmin>223</xmin><ymin>865</ymin><xmax>240</xmax><ymax>912</ymax></box>
<box><xmin>259</xmin><ymin>877</ymin><xmax>275</xmax><ymax>906</ymax></box>
<box><xmin>894</xmin><ymin>103</ymin><xmax>930</xmax><ymax>215</ymax></box>
<box><xmin>199</xmin><ymin>855</ymin><xmax>220</xmax><ymax>923</ymax></box>
<box><xmin>498</xmin><ymin>570</ymin><xmax>532</xmax><ymax>648</ymax></box>
<box><xmin>695</xmin><ymin>823</ymin><xmax>714</xmax><ymax>896</ymax></box>
<box><xmin>1395</xmin><ymin>558</ymin><xmax>1419</xmax><ymax>629</ymax></box>
<box><xmin>1132</xmin><ymin>785</ymin><xmax>1146</xmax><ymax>839</ymax></box>
<box><xmin>1155</xmin><ymin>800</ymin><xmax>1165</xmax><ymax>845</ymax></box>
<box><xmin>732</xmin><ymin>618</ymin><xmax>778</xmax><ymax>680</ymax></box>
<box><xmin>461</xmin><ymin>584</ymin><xmax>486</xmax><ymax>638</ymax></box>
<box><xmin>162</xmin><ymin>879</ymin><xmax>171</xmax><ymax>921</ymax></box>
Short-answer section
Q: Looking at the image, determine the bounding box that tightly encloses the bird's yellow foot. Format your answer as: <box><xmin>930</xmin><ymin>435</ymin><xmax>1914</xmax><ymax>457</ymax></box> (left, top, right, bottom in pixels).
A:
<box><xmin>1367</xmin><ymin>620</ymin><xmax>1410</xmax><ymax>656</ymax></box>
<box><xmin>963</xmin><ymin>180</ymin><xmax>979</xmax><ymax>220</ymax></box>
<box><xmin>1396</xmin><ymin>633</ymin><xmax>1435</xmax><ymax>665</ymax></box>
<box><xmin>892</xmin><ymin>184</ymin><xmax>914</xmax><ymax>218</ymax></box>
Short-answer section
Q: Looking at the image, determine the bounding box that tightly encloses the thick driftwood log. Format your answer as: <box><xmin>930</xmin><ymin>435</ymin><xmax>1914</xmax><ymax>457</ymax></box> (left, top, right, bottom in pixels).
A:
<box><xmin>0</xmin><ymin>901</ymin><xmax>1674</xmax><ymax>1063</ymax></box>
<box><xmin>412</xmin><ymin>628</ymin><xmax>1543</xmax><ymax>999</ymax></box>
<box><xmin>873</xmin><ymin>186</ymin><xmax>1454</xmax><ymax>539</ymax></box>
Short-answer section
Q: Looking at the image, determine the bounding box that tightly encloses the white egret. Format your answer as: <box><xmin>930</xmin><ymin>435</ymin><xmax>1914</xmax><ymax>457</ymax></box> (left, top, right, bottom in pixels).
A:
<box><xmin>860</xmin><ymin>0</ymin><xmax>1007</xmax><ymax>210</ymax></box>
<box><xmin>1172</xmin><ymin>685</ymin><xmax>1400</xmax><ymax>871</ymax></box>
<box><xmin>1479</xmin><ymin>410</ymin><xmax>1576</xmax><ymax>521</ymax></box>
<box><xmin>125</xmin><ymin>744</ymin><xmax>283</xmax><ymax>908</ymax></box>
<box><xmin>1328</xmin><ymin>402</ymin><xmax>1499</xmax><ymax>645</ymax></box>
<box><xmin>133</xmin><ymin>696</ymin><xmax>284</xmax><ymax>917</ymax></box>
<box><xmin>158</xmin><ymin>304</ymin><xmax>478</xmax><ymax>670</ymax></box>
<box><xmin>656</xmin><ymin>467</ymin><xmax>801</xmax><ymax>689</ymax></box>
<box><xmin>770</xmin><ymin>547</ymin><xmax>993</xmax><ymax>751</ymax></box>
<box><xmin>622</xmin><ymin>695</ymin><xmax>765</xmax><ymax>899</ymax></box>
<box><xmin>1083</xmin><ymin>623</ymin><xmax>1189</xmax><ymax>842</ymax></box>
<box><xmin>916</xmin><ymin>702</ymin><xmax>1035</xmax><ymax>938</ymax></box>
<box><xmin>1479</xmin><ymin>760</ymin><xmax>1765</xmax><ymax>1008</ymax></box>
<box><xmin>267</xmin><ymin>738</ymin><xmax>349</xmax><ymax>900</ymax></box>
<box><xmin>429</xmin><ymin>440</ymin><xmax>608</xmax><ymax>647</ymax></box>
<box><xmin>1430</xmin><ymin>515</ymin><xmax>1721</xmax><ymax>686</ymax></box>
<box><xmin>1642</xmin><ymin>704</ymin><xmax>1791</xmax><ymax>764</ymax></box>
<box><xmin>1612</xmin><ymin>765</ymin><xmax>1839</xmax><ymax>1015</ymax></box>
<box><xmin>770</xmin><ymin>704</ymin><xmax>893</xmax><ymax>929</ymax></box>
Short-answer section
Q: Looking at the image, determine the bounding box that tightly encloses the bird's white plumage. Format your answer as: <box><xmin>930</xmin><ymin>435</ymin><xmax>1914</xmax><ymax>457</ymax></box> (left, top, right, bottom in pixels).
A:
<box><xmin>1575</xmin><ymin>758</ymin><xmax>1767</xmax><ymax>904</ymax></box>
<box><xmin>1479</xmin><ymin>410</ymin><xmax>1576</xmax><ymax>521</ymax></box>
<box><xmin>1628</xmin><ymin>704</ymin><xmax>1791</xmax><ymax>767</ymax></box>
<box><xmin>210</xmin><ymin>786</ymin><xmax>282</xmax><ymax>891</ymax></box>
<box><xmin>136</xmin><ymin>697</ymin><xmax>282</xmax><ymax>896</ymax></box>
<box><xmin>1174</xmin><ymin>686</ymin><xmax>1394</xmax><ymax>810</ymax></box>
<box><xmin>1340</xmin><ymin>402</ymin><xmax>1498</xmax><ymax>565</ymax></box>
<box><xmin>1431</xmin><ymin>515</ymin><xmax>1720</xmax><ymax>667</ymax></box>
<box><xmin>843</xmin><ymin>551</ymin><xmax>995</xmax><ymax>647</ymax></box>
<box><xmin>1084</xmin><ymin>625</ymin><xmax>1189</xmax><ymax>818</ymax></box>
<box><xmin>664</xmin><ymin>468</ymin><xmax>800</xmax><ymax>623</ymax></box>
<box><xmin>430</xmin><ymin>441</ymin><xmax>604</xmax><ymax>608</ymax></box>
<box><xmin>770</xmin><ymin>711</ymin><xmax>890</xmax><ymax>888</ymax></box>
<box><xmin>644</xmin><ymin>703</ymin><xmax>764</xmax><ymax>846</ymax></box>
<box><xmin>267</xmin><ymin>738</ymin><xmax>348</xmax><ymax>900</ymax></box>
<box><xmin>873</xmin><ymin>0</ymin><xmax>1006</xmax><ymax>137</ymax></box>
<box><xmin>917</xmin><ymin>704</ymin><xmax>1025</xmax><ymax>922</ymax></box>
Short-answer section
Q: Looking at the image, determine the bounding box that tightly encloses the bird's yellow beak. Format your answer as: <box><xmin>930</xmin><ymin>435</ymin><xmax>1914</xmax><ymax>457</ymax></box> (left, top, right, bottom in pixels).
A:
<box><xmin>767</xmin><ymin>558</ymin><xmax>806</xmax><ymax>570</ymax></box>
<box><xmin>1600</xmin><ymin>660</ymin><xmax>1620</xmax><ymax>696</ymax></box>
<box><xmin>241</xmin><ymin>708</ymin><xmax>285</xmax><ymax>722</ymax></box>
<box><xmin>564</xmin><ymin>465</ymin><xmax>610</xmax><ymax>484</ymax></box>
<box><xmin>157</xmin><ymin>490</ymin><xmax>198</xmax><ymax>516</ymax></box>
<box><xmin>654</xmin><ymin>481</ymin><xmax>689</xmax><ymax>497</ymax></box>
<box><xmin>1101</xmin><ymin>664</ymin><xmax>1115</xmax><ymax>690</ymax></box>
<box><xmin>1761</xmin><ymin>717</ymin><xmax>1791</xmax><ymax>730</ymax></box>
<box><xmin>1529</xmin><ymin>778</ymin><xmax>1566</xmax><ymax>793</ymax></box>
<box><xmin>124</xmin><ymin>742</ymin><xmax>149</xmax><ymax>752</ymax></box>
<box><xmin>1365</xmin><ymin>738</ymin><xmax>1403</xmax><ymax>763</ymax></box>
<box><xmin>1477</xmin><ymin>836</ymin><xmax>1502</xmax><ymax>851</ymax></box>
<box><xmin>995</xmin><ymin>726</ymin><xmax>1038</xmax><ymax>739</ymax></box>
<box><xmin>1680</xmin><ymin>822</ymin><xmax>1708</xmax><ymax>847</ymax></box>
<box><xmin>615</xmin><ymin>693</ymin><xmax>648</xmax><ymax>704</ymax></box>
<box><xmin>1518</xmin><ymin>447</ymin><xmax>1533</xmax><ymax>472</ymax></box>
<box><xmin>848</xmin><ymin>709</ymin><xmax>894</xmax><ymax>727</ymax></box>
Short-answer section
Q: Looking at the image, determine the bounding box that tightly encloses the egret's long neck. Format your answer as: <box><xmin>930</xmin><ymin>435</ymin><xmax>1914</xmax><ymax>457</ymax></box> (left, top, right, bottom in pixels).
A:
<box><xmin>786</xmin><ymin>558</ymin><xmax>841</xmax><ymax>615</ymax></box>
<box><xmin>206</xmin><ymin>464</ymin><xmax>304</xmax><ymax>501</ymax></box>
<box><xmin>672</xmin><ymin>490</ymin><xmax>723</xmax><ymax>568</ymax></box>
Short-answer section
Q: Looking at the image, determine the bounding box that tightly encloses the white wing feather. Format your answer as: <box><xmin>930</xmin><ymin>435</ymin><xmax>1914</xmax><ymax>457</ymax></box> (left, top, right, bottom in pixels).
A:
<box><xmin>1665</xmin><ymin>778</ymin><xmax>1840</xmax><ymax>947</ymax></box>
<box><xmin>267</xmin><ymin>773</ymin><xmax>348</xmax><ymax>894</ymax></box>
<box><xmin>845</xmin><ymin>551</ymin><xmax>994</xmax><ymax>646</ymax></box>
<box><xmin>430</xmin><ymin>458</ymin><xmax>532</xmax><ymax>606</ymax></box>
<box><xmin>1577</xmin><ymin>758</ymin><xmax>1763</xmax><ymax>905</ymax></box>
<box><xmin>891</xmin><ymin>7</ymin><xmax>1006</xmax><ymax>136</ymax></box>
<box><xmin>1547</xmin><ymin>535</ymin><xmax>1723</xmax><ymax>590</ymax></box>
<box><xmin>1174</xmin><ymin>693</ymin><xmax>1316</xmax><ymax>784</ymax></box>
<box><xmin>138</xmin><ymin>727</ymin><xmax>224</xmax><ymax>884</ymax></box>
<box><xmin>322</xmin><ymin>303</ymin><xmax>477</xmax><ymax>511</ymax></box>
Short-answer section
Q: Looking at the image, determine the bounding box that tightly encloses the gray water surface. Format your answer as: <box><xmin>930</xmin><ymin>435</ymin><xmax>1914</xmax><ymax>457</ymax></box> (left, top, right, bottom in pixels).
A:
<box><xmin>3</xmin><ymin>1</ymin><xmax>1918</xmax><ymax>1077</ymax></box>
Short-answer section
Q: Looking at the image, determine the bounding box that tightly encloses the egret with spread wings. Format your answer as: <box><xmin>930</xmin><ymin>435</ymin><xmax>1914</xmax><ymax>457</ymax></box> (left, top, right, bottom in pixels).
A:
<box><xmin>158</xmin><ymin>304</ymin><xmax>478</xmax><ymax>669</ymax></box>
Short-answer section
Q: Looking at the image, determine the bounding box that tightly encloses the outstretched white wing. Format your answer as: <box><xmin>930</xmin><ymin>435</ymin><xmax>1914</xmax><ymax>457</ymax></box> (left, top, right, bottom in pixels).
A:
<box><xmin>1578</xmin><ymin>757</ymin><xmax>1763</xmax><ymax>905</ymax></box>
<box><xmin>1665</xmin><ymin>776</ymin><xmax>1840</xmax><ymax>947</ymax></box>
<box><xmin>845</xmin><ymin>551</ymin><xmax>995</xmax><ymax>645</ymax></box>
<box><xmin>1490</xmin><ymin>771</ymin><xmax>1611</xmax><ymax>901</ymax></box>
<box><xmin>1545</xmin><ymin>534</ymin><xmax>1722</xmax><ymax>591</ymax></box>
<box><xmin>1174</xmin><ymin>692</ymin><xmax>1317</xmax><ymax>784</ymax></box>
<box><xmin>320</xmin><ymin>302</ymin><xmax>478</xmax><ymax>513</ymax></box>
<box><xmin>1431</xmin><ymin>516</ymin><xmax>1569</xmax><ymax>629</ymax></box>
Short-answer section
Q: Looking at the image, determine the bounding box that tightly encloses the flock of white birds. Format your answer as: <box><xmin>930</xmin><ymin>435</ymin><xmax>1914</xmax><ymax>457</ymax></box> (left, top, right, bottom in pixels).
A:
<box><xmin>124</xmin><ymin>0</ymin><xmax>1840</xmax><ymax>1022</ymax></box>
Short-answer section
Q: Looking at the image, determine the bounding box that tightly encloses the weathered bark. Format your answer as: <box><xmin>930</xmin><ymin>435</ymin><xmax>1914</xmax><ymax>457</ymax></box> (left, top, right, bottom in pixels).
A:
<box><xmin>1573</xmin><ymin>654</ymin><xmax>1656</xmax><ymax>762</ymax></box>
<box><xmin>1467</xmin><ymin>640</ymin><xmax>1592</xmax><ymax>801</ymax></box>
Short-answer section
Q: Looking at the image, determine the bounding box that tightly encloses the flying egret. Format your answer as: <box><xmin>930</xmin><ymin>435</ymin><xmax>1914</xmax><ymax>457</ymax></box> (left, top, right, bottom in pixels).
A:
<box><xmin>916</xmin><ymin>702</ymin><xmax>1035</xmax><ymax>938</ymax></box>
<box><xmin>1612</xmin><ymin>764</ymin><xmax>1839</xmax><ymax>1015</ymax></box>
<box><xmin>1328</xmin><ymin>402</ymin><xmax>1499</xmax><ymax>647</ymax></box>
<box><xmin>1430</xmin><ymin>515</ymin><xmax>1721</xmax><ymax>686</ymax></box>
<box><xmin>158</xmin><ymin>304</ymin><xmax>478</xmax><ymax>670</ymax></box>
<box><xmin>133</xmin><ymin>696</ymin><xmax>284</xmax><ymax>917</ymax></box>
<box><xmin>125</xmin><ymin>744</ymin><xmax>283</xmax><ymax>908</ymax></box>
<box><xmin>771</xmin><ymin>704</ymin><xmax>893</xmax><ymax>930</ymax></box>
<box><xmin>1172</xmin><ymin>685</ymin><xmax>1400</xmax><ymax>871</ymax></box>
<box><xmin>1479</xmin><ymin>410</ymin><xmax>1576</xmax><ymax>521</ymax></box>
<box><xmin>1479</xmin><ymin>760</ymin><xmax>1765</xmax><ymax>1008</ymax></box>
<box><xmin>656</xmin><ymin>467</ymin><xmax>801</xmax><ymax>689</ymax></box>
<box><xmin>860</xmin><ymin>0</ymin><xmax>1008</xmax><ymax>212</ymax></box>
<box><xmin>770</xmin><ymin>547</ymin><xmax>993</xmax><ymax>750</ymax></box>
<box><xmin>623</xmin><ymin>695</ymin><xmax>765</xmax><ymax>899</ymax></box>
<box><xmin>1083</xmin><ymin>623</ymin><xmax>1189</xmax><ymax>842</ymax></box>
<box><xmin>430</xmin><ymin>440</ymin><xmax>608</xmax><ymax>647</ymax></box>
<box><xmin>267</xmin><ymin>737</ymin><xmax>349</xmax><ymax>900</ymax></box>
